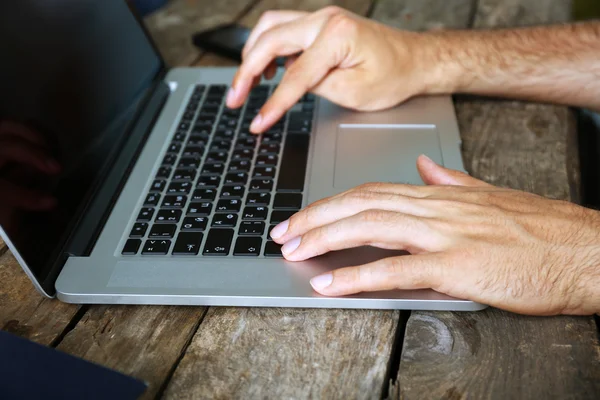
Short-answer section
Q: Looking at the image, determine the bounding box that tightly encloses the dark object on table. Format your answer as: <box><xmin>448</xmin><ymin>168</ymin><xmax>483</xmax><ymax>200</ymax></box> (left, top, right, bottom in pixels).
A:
<box><xmin>0</xmin><ymin>331</ymin><xmax>147</xmax><ymax>400</ymax></box>
<box><xmin>132</xmin><ymin>0</ymin><xmax>167</xmax><ymax>16</ymax></box>
<box><xmin>192</xmin><ymin>23</ymin><xmax>285</xmax><ymax>66</ymax></box>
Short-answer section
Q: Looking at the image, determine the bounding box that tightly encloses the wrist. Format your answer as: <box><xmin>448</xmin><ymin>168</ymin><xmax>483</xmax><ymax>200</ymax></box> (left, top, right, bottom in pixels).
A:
<box><xmin>405</xmin><ymin>30</ymin><xmax>469</xmax><ymax>96</ymax></box>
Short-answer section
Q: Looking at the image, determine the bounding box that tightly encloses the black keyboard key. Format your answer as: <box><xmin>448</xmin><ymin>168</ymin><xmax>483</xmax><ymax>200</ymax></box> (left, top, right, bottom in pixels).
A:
<box><xmin>156</xmin><ymin>209</ymin><xmax>182</xmax><ymax>223</ymax></box>
<box><xmin>238</xmin><ymin>221</ymin><xmax>265</xmax><ymax>236</ymax></box>
<box><xmin>144</xmin><ymin>193</ymin><xmax>160</xmax><ymax>207</ymax></box>
<box><xmin>277</xmin><ymin>134</ymin><xmax>308</xmax><ymax>192</ymax></box>
<box><xmin>242</xmin><ymin>206</ymin><xmax>268</xmax><ymax>221</ymax></box>
<box><xmin>210</xmin><ymin>140</ymin><xmax>232</xmax><ymax>151</ymax></box>
<box><xmin>212</xmin><ymin>213</ymin><xmax>238</xmax><ymax>227</ymax></box>
<box><xmin>258</xmin><ymin>143</ymin><xmax>280</xmax><ymax>155</ymax></box>
<box><xmin>221</xmin><ymin>185</ymin><xmax>245</xmax><ymax>199</ymax></box>
<box><xmin>181</xmin><ymin>216</ymin><xmax>208</xmax><ymax>231</ymax></box>
<box><xmin>216</xmin><ymin>199</ymin><xmax>241</xmax><ymax>212</ymax></box>
<box><xmin>203</xmin><ymin>229</ymin><xmax>234</xmax><ymax>256</ymax></box>
<box><xmin>191</xmin><ymin>188</ymin><xmax>217</xmax><ymax>201</ymax></box>
<box><xmin>122</xmin><ymin>239</ymin><xmax>141</xmax><ymax>255</ymax></box>
<box><xmin>274</xmin><ymin>193</ymin><xmax>302</xmax><ymax>209</ymax></box>
<box><xmin>224</xmin><ymin>172</ymin><xmax>248</xmax><ymax>185</ymax></box>
<box><xmin>231</xmin><ymin>148</ymin><xmax>254</xmax><ymax>161</ymax></box>
<box><xmin>172</xmin><ymin>232</ymin><xmax>204</xmax><ymax>255</ymax></box>
<box><xmin>162</xmin><ymin>195</ymin><xmax>187</xmax><ymax>209</ymax></box>
<box><xmin>150</xmin><ymin>179</ymin><xmax>166</xmax><ymax>192</ymax></box>
<box><xmin>178</xmin><ymin>157</ymin><xmax>201</xmax><ymax>169</ymax></box>
<box><xmin>172</xmin><ymin>131</ymin><xmax>187</xmax><ymax>142</ymax></box>
<box><xmin>246</xmin><ymin>192</ymin><xmax>271</xmax><ymax>206</ymax></box>
<box><xmin>187</xmin><ymin>202</ymin><xmax>212</xmax><ymax>216</ymax></box>
<box><xmin>182</xmin><ymin>146</ymin><xmax>204</xmax><ymax>158</ymax></box>
<box><xmin>129</xmin><ymin>223</ymin><xmax>148</xmax><ymax>238</ymax></box>
<box><xmin>235</xmin><ymin>136</ymin><xmax>257</xmax><ymax>149</ymax></box>
<box><xmin>249</xmin><ymin>179</ymin><xmax>273</xmax><ymax>192</ymax></box>
<box><xmin>262</xmin><ymin>132</ymin><xmax>283</xmax><ymax>143</ymax></box>
<box><xmin>214</xmin><ymin>127</ymin><xmax>236</xmax><ymax>139</ymax></box>
<box><xmin>137</xmin><ymin>207</ymin><xmax>154</xmax><ymax>222</ymax></box>
<box><xmin>196</xmin><ymin>175</ymin><xmax>221</xmax><ymax>188</ymax></box>
<box><xmin>255</xmin><ymin>154</ymin><xmax>278</xmax><ymax>167</ymax></box>
<box><xmin>268</xmin><ymin>225</ymin><xmax>278</xmax><ymax>240</ymax></box>
<box><xmin>233</xmin><ymin>237</ymin><xmax>262</xmax><ymax>256</ymax></box>
<box><xmin>167</xmin><ymin>143</ymin><xmax>181</xmax><ymax>154</ymax></box>
<box><xmin>142</xmin><ymin>239</ymin><xmax>171</xmax><ymax>255</ymax></box>
<box><xmin>205</xmin><ymin>151</ymin><xmax>228</xmax><ymax>164</ymax></box>
<box><xmin>191</xmin><ymin>127</ymin><xmax>211</xmax><ymax>138</ymax></box>
<box><xmin>149</xmin><ymin>224</ymin><xmax>177</xmax><ymax>239</ymax></box>
<box><xmin>201</xmin><ymin>163</ymin><xmax>225</xmax><ymax>176</ymax></box>
<box><xmin>187</xmin><ymin>138</ymin><xmax>206</xmax><ymax>148</ymax></box>
<box><xmin>253</xmin><ymin>166</ymin><xmax>276</xmax><ymax>179</ymax></box>
<box><xmin>264</xmin><ymin>241</ymin><xmax>283</xmax><ymax>257</ymax></box>
<box><xmin>172</xmin><ymin>169</ymin><xmax>196</xmax><ymax>181</ymax></box>
<box><xmin>167</xmin><ymin>181</ymin><xmax>192</xmax><ymax>194</ymax></box>
<box><xmin>156</xmin><ymin>167</ymin><xmax>171</xmax><ymax>179</ymax></box>
<box><xmin>228</xmin><ymin>159</ymin><xmax>251</xmax><ymax>172</ymax></box>
<box><xmin>270</xmin><ymin>210</ymin><xmax>296</xmax><ymax>224</ymax></box>
<box><xmin>162</xmin><ymin>154</ymin><xmax>177</xmax><ymax>166</ymax></box>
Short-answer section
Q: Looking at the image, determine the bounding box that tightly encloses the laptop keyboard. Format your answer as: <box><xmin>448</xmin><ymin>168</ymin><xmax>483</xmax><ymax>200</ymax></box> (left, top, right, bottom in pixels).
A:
<box><xmin>121</xmin><ymin>84</ymin><xmax>315</xmax><ymax>258</ymax></box>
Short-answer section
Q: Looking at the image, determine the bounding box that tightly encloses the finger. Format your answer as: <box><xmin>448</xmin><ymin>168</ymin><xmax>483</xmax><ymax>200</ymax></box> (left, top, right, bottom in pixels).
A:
<box><xmin>0</xmin><ymin>121</ymin><xmax>46</xmax><ymax>146</ymax></box>
<box><xmin>230</xmin><ymin>11</ymin><xmax>334</xmax><ymax>110</ymax></box>
<box><xmin>270</xmin><ymin>190</ymin><xmax>436</xmax><ymax>244</ymax></box>
<box><xmin>309</xmin><ymin>253</ymin><xmax>446</xmax><ymax>296</ymax></box>
<box><xmin>250</xmin><ymin>26</ymin><xmax>347</xmax><ymax>133</ymax></box>
<box><xmin>417</xmin><ymin>154</ymin><xmax>491</xmax><ymax>187</ymax></box>
<box><xmin>0</xmin><ymin>138</ymin><xmax>60</xmax><ymax>173</ymax></box>
<box><xmin>242</xmin><ymin>11</ymin><xmax>308</xmax><ymax>60</ymax></box>
<box><xmin>280</xmin><ymin>210</ymin><xmax>447</xmax><ymax>261</ymax></box>
<box><xmin>0</xmin><ymin>179</ymin><xmax>57</xmax><ymax>210</ymax></box>
<box><xmin>284</xmin><ymin>54</ymin><xmax>299</xmax><ymax>69</ymax></box>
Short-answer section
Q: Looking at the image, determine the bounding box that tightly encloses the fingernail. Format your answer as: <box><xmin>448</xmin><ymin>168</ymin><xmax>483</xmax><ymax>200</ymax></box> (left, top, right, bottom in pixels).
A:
<box><xmin>226</xmin><ymin>87</ymin><xmax>236</xmax><ymax>105</ymax></box>
<box><xmin>310</xmin><ymin>273</ymin><xmax>333</xmax><ymax>291</ymax></box>
<box><xmin>250</xmin><ymin>114</ymin><xmax>263</xmax><ymax>132</ymax></box>
<box><xmin>270</xmin><ymin>219</ymin><xmax>289</xmax><ymax>239</ymax></box>
<box><xmin>281</xmin><ymin>236</ymin><xmax>301</xmax><ymax>255</ymax></box>
<box><xmin>420</xmin><ymin>154</ymin><xmax>434</xmax><ymax>163</ymax></box>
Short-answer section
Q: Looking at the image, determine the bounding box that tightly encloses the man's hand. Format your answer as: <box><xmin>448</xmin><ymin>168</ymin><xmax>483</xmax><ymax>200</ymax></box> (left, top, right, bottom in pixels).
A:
<box><xmin>226</xmin><ymin>7</ymin><xmax>431</xmax><ymax>133</ymax></box>
<box><xmin>270</xmin><ymin>156</ymin><xmax>600</xmax><ymax>316</ymax></box>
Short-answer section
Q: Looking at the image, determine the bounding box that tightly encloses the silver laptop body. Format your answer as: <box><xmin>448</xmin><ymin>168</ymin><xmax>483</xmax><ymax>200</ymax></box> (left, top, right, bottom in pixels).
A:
<box><xmin>0</xmin><ymin>1</ymin><xmax>485</xmax><ymax>311</ymax></box>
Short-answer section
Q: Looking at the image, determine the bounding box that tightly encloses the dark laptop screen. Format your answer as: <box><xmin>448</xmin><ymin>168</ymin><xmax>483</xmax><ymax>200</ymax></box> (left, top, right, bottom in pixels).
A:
<box><xmin>0</xmin><ymin>1</ymin><xmax>163</xmax><ymax>288</ymax></box>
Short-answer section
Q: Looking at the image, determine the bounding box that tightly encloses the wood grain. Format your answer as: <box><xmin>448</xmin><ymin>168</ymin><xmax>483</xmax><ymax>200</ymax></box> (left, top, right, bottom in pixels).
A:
<box><xmin>370</xmin><ymin>0</ymin><xmax>477</xmax><ymax>31</ymax></box>
<box><xmin>56</xmin><ymin>305</ymin><xmax>207</xmax><ymax>400</ymax></box>
<box><xmin>0</xmin><ymin>251</ymin><xmax>79</xmax><ymax>345</ymax></box>
<box><xmin>164</xmin><ymin>307</ymin><xmax>398</xmax><ymax>399</ymax></box>
<box><xmin>238</xmin><ymin>0</ymin><xmax>374</xmax><ymax>27</ymax></box>
<box><xmin>394</xmin><ymin>0</ymin><xmax>600</xmax><ymax>398</ymax></box>
<box><xmin>144</xmin><ymin>0</ymin><xmax>256</xmax><ymax>67</ymax></box>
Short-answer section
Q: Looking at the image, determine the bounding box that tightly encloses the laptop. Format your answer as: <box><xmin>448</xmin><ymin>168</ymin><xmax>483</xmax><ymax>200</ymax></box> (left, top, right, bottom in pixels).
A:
<box><xmin>0</xmin><ymin>0</ymin><xmax>484</xmax><ymax>311</ymax></box>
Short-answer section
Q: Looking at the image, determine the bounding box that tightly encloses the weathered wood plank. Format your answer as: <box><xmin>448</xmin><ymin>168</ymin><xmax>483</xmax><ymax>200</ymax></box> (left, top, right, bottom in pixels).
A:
<box><xmin>144</xmin><ymin>0</ymin><xmax>256</xmax><ymax>67</ymax></box>
<box><xmin>394</xmin><ymin>0</ymin><xmax>600</xmax><ymax>398</ymax></box>
<box><xmin>0</xmin><ymin>251</ymin><xmax>79</xmax><ymax>345</ymax></box>
<box><xmin>370</xmin><ymin>0</ymin><xmax>477</xmax><ymax>31</ymax></box>
<box><xmin>238</xmin><ymin>0</ymin><xmax>374</xmax><ymax>27</ymax></box>
<box><xmin>56</xmin><ymin>305</ymin><xmax>207</xmax><ymax>400</ymax></box>
<box><xmin>165</xmin><ymin>308</ymin><xmax>398</xmax><ymax>399</ymax></box>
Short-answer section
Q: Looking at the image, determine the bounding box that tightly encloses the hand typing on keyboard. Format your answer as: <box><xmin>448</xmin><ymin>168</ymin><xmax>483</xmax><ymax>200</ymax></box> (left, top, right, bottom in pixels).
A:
<box><xmin>227</xmin><ymin>7</ymin><xmax>429</xmax><ymax>133</ymax></box>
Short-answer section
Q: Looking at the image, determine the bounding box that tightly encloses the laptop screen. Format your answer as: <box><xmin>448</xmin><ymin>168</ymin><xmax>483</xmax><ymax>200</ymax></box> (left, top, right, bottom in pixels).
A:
<box><xmin>0</xmin><ymin>1</ymin><xmax>163</xmax><ymax>290</ymax></box>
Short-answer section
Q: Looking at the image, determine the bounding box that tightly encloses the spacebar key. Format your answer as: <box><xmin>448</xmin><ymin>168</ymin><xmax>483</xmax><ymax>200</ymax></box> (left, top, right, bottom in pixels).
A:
<box><xmin>277</xmin><ymin>134</ymin><xmax>309</xmax><ymax>192</ymax></box>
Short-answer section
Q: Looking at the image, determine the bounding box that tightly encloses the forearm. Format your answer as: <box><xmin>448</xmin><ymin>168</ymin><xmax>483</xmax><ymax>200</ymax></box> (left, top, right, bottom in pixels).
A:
<box><xmin>414</xmin><ymin>21</ymin><xmax>600</xmax><ymax>110</ymax></box>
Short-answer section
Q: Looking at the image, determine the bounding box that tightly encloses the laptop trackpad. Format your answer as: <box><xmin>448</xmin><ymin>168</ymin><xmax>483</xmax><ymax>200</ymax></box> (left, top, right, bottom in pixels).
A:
<box><xmin>334</xmin><ymin>125</ymin><xmax>443</xmax><ymax>190</ymax></box>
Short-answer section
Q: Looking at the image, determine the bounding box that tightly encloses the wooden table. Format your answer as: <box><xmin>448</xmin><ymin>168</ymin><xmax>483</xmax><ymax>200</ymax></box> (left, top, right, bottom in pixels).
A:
<box><xmin>1</xmin><ymin>0</ymin><xmax>599</xmax><ymax>398</ymax></box>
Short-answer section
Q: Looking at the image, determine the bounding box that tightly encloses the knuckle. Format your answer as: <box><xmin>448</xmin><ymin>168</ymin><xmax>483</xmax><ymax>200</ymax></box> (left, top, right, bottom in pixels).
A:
<box><xmin>324</xmin><ymin>13</ymin><xmax>358</xmax><ymax>36</ymax></box>
<box><xmin>319</xmin><ymin>5</ymin><xmax>344</xmax><ymax>16</ymax></box>
<box><xmin>357</xmin><ymin>209</ymin><xmax>386</xmax><ymax>224</ymax></box>
<box><xmin>259</xmin><ymin>10</ymin><xmax>279</xmax><ymax>24</ymax></box>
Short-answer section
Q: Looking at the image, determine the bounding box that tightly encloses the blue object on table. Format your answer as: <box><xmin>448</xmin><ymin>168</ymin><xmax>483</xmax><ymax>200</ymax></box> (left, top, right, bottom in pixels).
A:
<box><xmin>132</xmin><ymin>0</ymin><xmax>168</xmax><ymax>16</ymax></box>
<box><xmin>0</xmin><ymin>331</ymin><xmax>147</xmax><ymax>400</ymax></box>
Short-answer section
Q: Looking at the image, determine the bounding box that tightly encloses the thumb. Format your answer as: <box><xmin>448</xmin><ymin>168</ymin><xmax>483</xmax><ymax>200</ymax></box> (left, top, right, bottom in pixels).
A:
<box><xmin>417</xmin><ymin>155</ymin><xmax>490</xmax><ymax>187</ymax></box>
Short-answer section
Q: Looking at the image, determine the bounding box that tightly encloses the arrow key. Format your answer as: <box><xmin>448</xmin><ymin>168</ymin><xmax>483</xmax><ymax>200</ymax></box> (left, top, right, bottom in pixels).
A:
<box><xmin>233</xmin><ymin>237</ymin><xmax>262</xmax><ymax>256</ymax></box>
